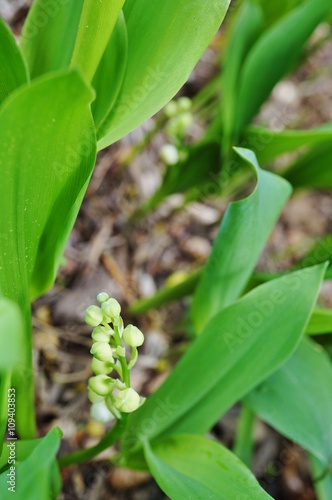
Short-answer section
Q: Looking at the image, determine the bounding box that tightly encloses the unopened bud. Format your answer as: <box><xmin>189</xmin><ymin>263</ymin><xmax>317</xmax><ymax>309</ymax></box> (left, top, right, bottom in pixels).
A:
<box><xmin>92</xmin><ymin>326</ymin><xmax>113</xmax><ymax>343</ymax></box>
<box><xmin>159</xmin><ymin>144</ymin><xmax>179</xmax><ymax>165</ymax></box>
<box><xmin>97</xmin><ymin>292</ymin><xmax>109</xmax><ymax>304</ymax></box>
<box><xmin>164</xmin><ymin>100</ymin><xmax>178</xmax><ymax>117</ymax></box>
<box><xmin>177</xmin><ymin>112</ymin><xmax>193</xmax><ymax>129</ymax></box>
<box><xmin>178</xmin><ymin>96</ymin><xmax>192</xmax><ymax>112</ymax></box>
<box><xmin>101</xmin><ymin>298</ymin><xmax>121</xmax><ymax>320</ymax></box>
<box><xmin>88</xmin><ymin>375</ymin><xmax>114</xmax><ymax>397</ymax></box>
<box><xmin>90</xmin><ymin>400</ymin><xmax>115</xmax><ymax>423</ymax></box>
<box><xmin>85</xmin><ymin>305</ymin><xmax>104</xmax><ymax>327</ymax></box>
<box><xmin>91</xmin><ymin>357</ymin><xmax>114</xmax><ymax>375</ymax></box>
<box><xmin>123</xmin><ymin>325</ymin><xmax>144</xmax><ymax>347</ymax></box>
<box><xmin>90</xmin><ymin>342</ymin><xmax>114</xmax><ymax>363</ymax></box>
<box><xmin>88</xmin><ymin>387</ymin><xmax>104</xmax><ymax>403</ymax></box>
<box><xmin>114</xmin><ymin>388</ymin><xmax>140</xmax><ymax>413</ymax></box>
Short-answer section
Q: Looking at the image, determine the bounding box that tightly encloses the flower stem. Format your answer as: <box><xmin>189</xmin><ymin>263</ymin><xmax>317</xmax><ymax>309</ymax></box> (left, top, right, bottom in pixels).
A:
<box><xmin>113</xmin><ymin>327</ymin><xmax>130</xmax><ymax>388</ymax></box>
<box><xmin>58</xmin><ymin>415</ymin><xmax>128</xmax><ymax>468</ymax></box>
<box><xmin>233</xmin><ymin>405</ymin><xmax>255</xmax><ymax>467</ymax></box>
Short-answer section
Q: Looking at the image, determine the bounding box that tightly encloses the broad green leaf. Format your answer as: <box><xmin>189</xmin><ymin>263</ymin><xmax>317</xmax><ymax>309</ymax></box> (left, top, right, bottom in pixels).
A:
<box><xmin>0</xmin><ymin>299</ymin><xmax>24</xmax><ymax>370</ymax></box>
<box><xmin>243</xmin><ymin>123</ymin><xmax>332</xmax><ymax>166</ymax></box>
<box><xmin>0</xmin><ymin>70</ymin><xmax>96</xmax><ymax>301</ymax></box>
<box><xmin>310</xmin><ymin>455</ymin><xmax>332</xmax><ymax>500</ymax></box>
<box><xmin>20</xmin><ymin>0</ymin><xmax>84</xmax><ymax>79</ymax></box>
<box><xmin>0</xmin><ymin>372</ymin><xmax>11</xmax><ymax>457</ymax></box>
<box><xmin>306</xmin><ymin>308</ymin><xmax>332</xmax><ymax>335</ymax></box>
<box><xmin>191</xmin><ymin>147</ymin><xmax>291</xmax><ymax>333</ymax></box>
<box><xmin>129</xmin><ymin>228</ymin><xmax>332</xmax><ymax>316</ymax></box>
<box><xmin>0</xmin><ymin>298</ymin><xmax>33</xmax><ymax>441</ymax></box>
<box><xmin>70</xmin><ymin>0</ymin><xmax>125</xmax><ymax>82</ymax></box>
<box><xmin>284</xmin><ymin>141</ymin><xmax>332</xmax><ymax>188</ymax></box>
<box><xmin>97</xmin><ymin>0</ymin><xmax>231</xmax><ymax>149</ymax></box>
<box><xmin>0</xmin><ymin>437</ymin><xmax>40</xmax><ymax>470</ymax></box>
<box><xmin>234</xmin><ymin>0</ymin><xmax>331</xmax><ymax>136</ymax></box>
<box><xmin>92</xmin><ymin>12</ymin><xmax>128</xmax><ymax>132</ymax></box>
<box><xmin>122</xmin><ymin>264</ymin><xmax>326</xmax><ymax>460</ymax></box>
<box><xmin>221</xmin><ymin>0</ymin><xmax>264</xmax><ymax>152</ymax></box>
<box><xmin>0</xmin><ymin>70</ymin><xmax>96</xmax><ymax>437</ymax></box>
<box><xmin>0</xmin><ymin>18</ymin><xmax>28</xmax><ymax>107</ymax></box>
<box><xmin>256</xmin><ymin>0</ymin><xmax>302</xmax><ymax>27</ymax></box>
<box><xmin>245</xmin><ymin>338</ymin><xmax>332</xmax><ymax>466</ymax></box>
<box><xmin>0</xmin><ymin>427</ymin><xmax>62</xmax><ymax>500</ymax></box>
<box><xmin>144</xmin><ymin>435</ymin><xmax>271</xmax><ymax>500</ymax></box>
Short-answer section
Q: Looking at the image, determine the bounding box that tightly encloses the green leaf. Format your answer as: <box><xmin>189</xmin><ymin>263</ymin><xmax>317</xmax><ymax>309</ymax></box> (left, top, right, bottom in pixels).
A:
<box><xmin>256</xmin><ymin>0</ymin><xmax>302</xmax><ymax>27</ymax></box>
<box><xmin>221</xmin><ymin>0</ymin><xmax>264</xmax><ymax>152</ymax></box>
<box><xmin>244</xmin><ymin>338</ymin><xmax>332</xmax><ymax>466</ymax></box>
<box><xmin>306</xmin><ymin>308</ymin><xmax>332</xmax><ymax>334</ymax></box>
<box><xmin>234</xmin><ymin>0</ymin><xmax>331</xmax><ymax>136</ymax></box>
<box><xmin>144</xmin><ymin>435</ymin><xmax>271</xmax><ymax>500</ymax></box>
<box><xmin>284</xmin><ymin>141</ymin><xmax>332</xmax><ymax>188</ymax></box>
<box><xmin>0</xmin><ymin>70</ymin><xmax>96</xmax><ymax>437</ymax></box>
<box><xmin>0</xmin><ymin>427</ymin><xmax>62</xmax><ymax>500</ymax></box>
<box><xmin>0</xmin><ymin>70</ymin><xmax>96</xmax><ymax>301</ymax></box>
<box><xmin>0</xmin><ymin>299</ymin><xmax>24</xmax><ymax>371</ymax></box>
<box><xmin>0</xmin><ymin>18</ymin><xmax>28</xmax><ymax>107</ymax></box>
<box><xmin>191</xmin><ymin>147</ymin><xmax>291</xmax><ymax>333</ymax></box>
<box><xmin>122</xmin><ymin>264</ymin><xmax>326</xmax><ymax>461</ymax></box>
<box><xmin>97</xmin><ymin>0</ymin><xmax>231</xmax><ymax>148</ymax></box>
<box><xmin>20</xmin><ymin>0</ymin><xmax>84</xmax><ymax>79</ymax></box>
<box><xmin>0</xmin><ymin>371</ymin><xmax>11</xmax><ymax>457</ymax></box>
<box><xmin>310</xmin><ymin>455</ymin><xmax>332</xmax><ymax>500</ymax></box>
<box><xmin>70</xmin><ymin>0</ymin><xmax>125</xmax><ymax>82</ymax></box>
<box><xmin>0</xmin><ymin>298</ymin><xmax>33</xmax><ymax>441</ymax></box>
<box><xmin>243</xmin><ymin>123</ymin><xmax>332</xmax><ymax>166</ymax></box>
<box><xmin>92</xmin><ymin>11</ymin><xmax>128</xmax><ymax>132</ymax></box>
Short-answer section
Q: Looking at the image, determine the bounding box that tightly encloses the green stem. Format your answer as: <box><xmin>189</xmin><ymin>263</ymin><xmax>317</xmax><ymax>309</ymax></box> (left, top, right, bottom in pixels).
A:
<box><xmin>113</xmin><ymin>327</ymin><xmax>130</xmax><ymax>388</ymax></box>
<box><xmin>233</xmin><ymin>405</ymin><xmax>255</xmax><ymax>467</ymax></box>
<box><xmin>58</xmin><ymin>415</ymin><xmax>128</xmax><ymax>468</ymax></box>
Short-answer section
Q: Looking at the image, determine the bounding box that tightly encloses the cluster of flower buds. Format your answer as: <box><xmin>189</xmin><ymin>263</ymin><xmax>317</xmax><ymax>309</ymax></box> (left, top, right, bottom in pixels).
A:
<box><xmin>164</xmin><ymin>96</ymin><xmax>193</xmax><ymax>139</ymax></box>
<box><xmin>85</xmin><ymin>293</ymin><xmax>145</xmax><ymax>423</ymax></box>
<box><xmin>159</xmin><ymin>97</ymin><xmax>193</xmax><ymax>166</ymax></box>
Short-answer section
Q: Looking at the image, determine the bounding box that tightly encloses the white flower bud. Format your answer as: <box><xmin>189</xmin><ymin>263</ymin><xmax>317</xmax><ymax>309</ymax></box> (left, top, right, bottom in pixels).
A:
<box><xmin>90</xmin><ymin>400</ymin><xmax>115</xmax><ymax>423</ymax></box>
<box><xmin>123</xmin><ymin>325</ymin><xmax>144</xmax><ymax>347</ymax></box>
<box><xmin>164</xmin><ymin>100</ymin><xmax>178</xmax><ymax>117</ymax></box>
<box><xmin>92</xmin><ymin>326</ymin><xmax>113</xmax><ymax>343</ymax></box>
<box><xmin>178</xmin><ymin>96</ymin><xmax>192</xmax><ymax>112</ymax></box>
<box><xmin>91</xmin><ymin>357</ymin><xmax>114</xmax><ymax>375</ymax></box>
<box><xmin>97</xmin><ymin>292</ymin><xmax>109</xmax><ymax>304</ymax></box>
<box><xmin>159</xmin><ymin>144</ymin><xmax>179</xmax><ymax>165</ymax></box>
<box><xmin>90</xmin><ymin>342</ymin><xmax>114</xmax><ymax>363</ymax></box>
<box><xmin>101</xmin><ymin>298</ymin><xmax>121</xmax><ymax>320</ymax></box>
<box><xmin>177</xmin><ymin>112</ymin><xmax>193</xmax><ymax>129</ymax></box>
<box><xmin>85</xmin><ymin>305</ymin><xmax>104</xmax><ymax>327</ymax></box>
<box><xmin>88</xmin><ymin>375</ymin><xmax>114</xmax><ymax>397</ymax></box>
<box><xmin>88</xmin><ymin>387</ymin><xmax>104</xmax><ymax>403</ymax></box>
<box><xmin>114</xmin><ymin>388</ymin><xmax>141</xmax><ymax>413</ymax></box>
